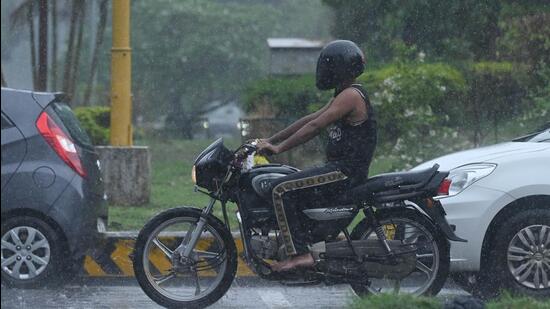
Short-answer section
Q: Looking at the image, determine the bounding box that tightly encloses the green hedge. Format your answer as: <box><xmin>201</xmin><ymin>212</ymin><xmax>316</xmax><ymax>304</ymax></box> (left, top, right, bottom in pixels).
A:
<box><xmin>244</xmin><ymin>75</ymin><xmax>331</xmax><ymax>118</ymax></box>
<box><xmin>358</xmin><ymin>62</ymin><xmax>467</xmax><ymax>145</ymax></box>
<box><xmin>245</xmin><ymin>63</ymin><xmax>467</xmax><ymax>143</ymax></box>
<box><xmin>244</xmin><ymin>61</ymin><xmax>532</xmax><ymax>170</ymax></box>
<box><xmin>245</xmin><ymin>63</ymin><xmax>469</xmax><ymax>169</ymax></box>
<box><xmin>74</xmin><ymin>106</ymin><xmax>110</xmax><ymax>146</ymax></box>
<box><xmin>464</xmin><ymin>61</ymin><xmax>529</xmax><ymax>145</ymax></box>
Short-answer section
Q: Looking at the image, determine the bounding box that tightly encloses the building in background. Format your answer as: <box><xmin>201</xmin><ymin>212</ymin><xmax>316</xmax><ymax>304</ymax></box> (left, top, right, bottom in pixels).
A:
<box><xmin>267</xmin><ymin>38</ymin><xmax>324</xmax><ymax>75</ymax></box>
<box><xmin>201</xmin><ymin>101</ymin><xmax>244</xmax><ymax>139</ymax></box>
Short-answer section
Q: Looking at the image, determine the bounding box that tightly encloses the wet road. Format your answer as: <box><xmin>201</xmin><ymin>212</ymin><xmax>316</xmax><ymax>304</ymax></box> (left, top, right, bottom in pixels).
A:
<box><xmin>1</xmin><ymin>278</ymin><xmax>469</xmax><ymax>308</ymax></box>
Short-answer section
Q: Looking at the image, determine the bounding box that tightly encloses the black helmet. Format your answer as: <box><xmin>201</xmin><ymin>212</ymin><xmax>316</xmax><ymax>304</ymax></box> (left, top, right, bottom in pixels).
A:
<box><xmin>315</xmin><ymin>40</ymin><xmax>365</xmax><ymax>90</ymax></box>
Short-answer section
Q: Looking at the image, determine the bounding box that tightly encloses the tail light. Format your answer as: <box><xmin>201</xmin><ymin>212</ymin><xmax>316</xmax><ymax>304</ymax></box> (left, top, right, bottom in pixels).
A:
<box><xmin>36</xmin><ymin>112</ymin><xmax>87</xmax><ymax>177</ymax></box>
<box><xmin>437</xmin><ymin>178</ymin><xmax>452</xmax><ymax>196</ymax></box>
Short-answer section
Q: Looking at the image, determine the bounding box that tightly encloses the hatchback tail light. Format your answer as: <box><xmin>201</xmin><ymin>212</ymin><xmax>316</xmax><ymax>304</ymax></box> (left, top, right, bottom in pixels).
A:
<box><xmin>437</xmin><ymin>178</ymin><xmax>452</xmax><ymax>196</ymax></box>
<box><xmin>36</xmin><ymin>112</ymin><xmax>86</xmax><ymax>177</ymax></box>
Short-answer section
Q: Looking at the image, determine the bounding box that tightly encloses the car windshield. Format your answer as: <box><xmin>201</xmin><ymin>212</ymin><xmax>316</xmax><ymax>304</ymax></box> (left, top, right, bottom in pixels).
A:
<box><xmin>512</xmin><ymin>128</ymin><xmax>550</xmax><ymax>143</ymax></box>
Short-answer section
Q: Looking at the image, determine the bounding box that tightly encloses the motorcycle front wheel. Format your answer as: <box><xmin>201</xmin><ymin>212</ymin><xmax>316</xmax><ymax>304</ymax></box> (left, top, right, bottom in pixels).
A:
<box><xmin>350</xmin><ymin>207</ymin><xmax>450</xmax><ymax>296</ymax></box>
<box><xmin>133</xmin><ymin>207</ymin><xmax>237</xmax><ymax>308</ymax></box>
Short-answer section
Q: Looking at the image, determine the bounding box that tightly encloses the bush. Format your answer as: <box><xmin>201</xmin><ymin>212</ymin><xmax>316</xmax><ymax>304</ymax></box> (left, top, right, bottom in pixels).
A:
<box><xmin>358</xmin><ymin>62</ymin><xmax>467</xmax><ymax>146</ymax></box>
<box><xmin>244</xmin><ymin>63</ymin><xmax>469</xmax><ymax>170</ymax></box>
<box><xmin>358</xmin><ymin>62</ymin><xmax>469</xmax><ymax>170</ymax></box>
<box><xmin>243</xmin><ymin>75</ymin><xmax>331</xmax><ymax>118</ymax></box>
<box><xmin>74</xmin><ymin>106</ymin><xmax>110</xmax><ymax>145</ymax></box>
<box><xmin>522</xmin><ymin>61</ymin><xmax>550</xmax><ymax>129</ymax></box>
<box><xmin>464</xmin><ymin>61</ymin><xmax>529</xmax><ymax>145</ymax></box>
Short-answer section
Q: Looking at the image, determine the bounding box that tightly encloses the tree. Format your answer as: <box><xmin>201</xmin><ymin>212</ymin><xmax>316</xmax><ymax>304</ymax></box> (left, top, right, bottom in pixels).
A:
<box><xmin>7</xmin><ymin>0</ymin><xmax>109</xmax><ymax>102</ymax></box>
<box><xmin>83</xmin><ymin>0</ymin><xmax>109</xmax><ymax>106</ymax></box>
<box><xmin>37</xmin><ymin>0</ymin><xmax>48</xmax><ymax>90</ymax></box>
<box><xmin>322</xmin><ymin>0</ymin><xmax>502</xmax><ymax>61</ymax></box>
<box><xmin>129</xmin><ymin>0</ymin><xmax>329</xmax><ymax>138</ymax></box>
<box><xmin>10</xmin><ymin>0</ymin><xmax>52</xmax><ymax>91</ymax></box>
<box><xmin>465</xmin><ymin>62</ymin><xmax>528</xmax><ymax>145</ymax></box>
<box><xmin>62</xmin><ymin>0</ymin><xmax>83</xmax><ymax>97</ymax></box>
<box><xmin>26</xmin><ymin>0</ymin><xmax>37</xmax><ymax>88</ymax></box>
<box><xmin>50</xmin><ymin>0</ymin><xmax>58</xmax><ymax>90</ymax></box>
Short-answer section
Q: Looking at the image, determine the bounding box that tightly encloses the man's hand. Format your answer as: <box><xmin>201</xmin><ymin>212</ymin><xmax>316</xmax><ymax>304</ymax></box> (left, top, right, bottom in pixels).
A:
<box><xmin>256</xmin><ymin>140</ymin><xmax>280</xmax><ymax>156</ymax></box>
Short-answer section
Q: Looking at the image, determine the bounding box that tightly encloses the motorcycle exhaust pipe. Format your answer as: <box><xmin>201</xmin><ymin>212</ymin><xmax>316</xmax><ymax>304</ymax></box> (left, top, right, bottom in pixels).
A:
<box><xmin>310</xmin><ymin>240</ymin><xmax>418</xmax><ymax>279</ymax></box>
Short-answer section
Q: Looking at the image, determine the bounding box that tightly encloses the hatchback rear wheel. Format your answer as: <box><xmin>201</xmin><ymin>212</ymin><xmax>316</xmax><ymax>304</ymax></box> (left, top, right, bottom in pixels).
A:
<box><xmin>1</xmin><ymin>216</ymin><xmax>64</xmax><ymax>288</ymax></box>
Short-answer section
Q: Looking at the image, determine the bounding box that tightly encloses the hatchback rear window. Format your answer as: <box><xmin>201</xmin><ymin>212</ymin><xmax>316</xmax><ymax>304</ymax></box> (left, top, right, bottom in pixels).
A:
<box><xmin>50</xmin><ymin>102</ymin><xmax>93</xmax><ymax>148</ymax></box>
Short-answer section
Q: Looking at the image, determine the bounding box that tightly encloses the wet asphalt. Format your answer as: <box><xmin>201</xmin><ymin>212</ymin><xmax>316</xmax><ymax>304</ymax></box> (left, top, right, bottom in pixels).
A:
<box><xmin>1</xmin><ymin>277</ymin><xmax>469</xmax><ymax>308</ymax></box>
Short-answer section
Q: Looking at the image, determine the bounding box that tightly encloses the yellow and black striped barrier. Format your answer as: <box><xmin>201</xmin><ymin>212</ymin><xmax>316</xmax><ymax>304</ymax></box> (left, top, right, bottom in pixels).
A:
<box><xmin>83</xmin><ymin>232</ymin><xmax>256</xmax><ymax>277</ymax></box>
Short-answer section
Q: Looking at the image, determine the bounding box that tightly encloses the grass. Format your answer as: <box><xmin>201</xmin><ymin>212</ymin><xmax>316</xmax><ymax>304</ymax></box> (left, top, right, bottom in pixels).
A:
<box><xmin>348</xmin><ymin>293</ymin><xmax>550</xmax><ymax>309</ymax></box>
<box><xmin>348</xmin><ymin>294</ymin><xmax>441</xmax><ymax>309</ymax></box>
<box><xmin>108</xmin><ymin>138</ymin><xmax>241</xmax><ymax>231</ymax></box>
<box><xmin>107</xmin><ymin>137</ymin><xmax>399</xmax><ymax>231</ymax></box>
<box><xmin>485</xmin><ymin>293</ymin><xmax>550</xmax><ymax>309</ymax></box>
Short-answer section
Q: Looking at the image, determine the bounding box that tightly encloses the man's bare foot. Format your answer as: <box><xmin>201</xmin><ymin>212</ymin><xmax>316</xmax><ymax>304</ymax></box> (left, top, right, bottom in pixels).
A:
<box><xmin>271</xmin><ymin>253</ymin><xmax>314</xmax><ymax>272</ymax></box>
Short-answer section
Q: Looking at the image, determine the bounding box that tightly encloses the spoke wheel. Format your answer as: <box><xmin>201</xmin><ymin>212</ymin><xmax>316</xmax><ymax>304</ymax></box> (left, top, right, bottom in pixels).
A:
<box><xmin>133</xmin><ymin>207</ymin><xmax>237</xmax><ymax>309</ymax></box>
<box><xmin>142</xmin><ymin>217</ymin><xmax>228</xmax><ymax>302</ymax></box>
<box><xmin>350</xmin><ymin>207</ymin><xmax>450</xmax><ymax>297</ymax></box>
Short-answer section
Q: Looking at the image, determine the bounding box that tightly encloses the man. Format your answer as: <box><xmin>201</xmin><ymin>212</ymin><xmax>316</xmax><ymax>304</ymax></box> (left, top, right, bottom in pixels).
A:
<box><xmin>257</xmin><ymin>40</ymin><xmax>378</xmax><ymax>272</ymax></box>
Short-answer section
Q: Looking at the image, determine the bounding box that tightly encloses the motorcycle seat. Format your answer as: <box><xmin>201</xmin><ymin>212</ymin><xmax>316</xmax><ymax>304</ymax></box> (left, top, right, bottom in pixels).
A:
<box><xmin>339</xmin><ymin>164</ymin><xmax>440</xmax><ymax>204</ymax></box>
<box><xmin>363</xmin><ymin>164</ymin><xmax>439</xmax><ymax>193</ymax></box>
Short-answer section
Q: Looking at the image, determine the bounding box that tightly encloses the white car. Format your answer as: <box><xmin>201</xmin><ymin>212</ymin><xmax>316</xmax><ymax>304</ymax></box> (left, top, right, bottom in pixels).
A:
<box><xmin>413</xmin><ymin>127</ymin><xmax>550</xmax><ymax>297</ymax></box>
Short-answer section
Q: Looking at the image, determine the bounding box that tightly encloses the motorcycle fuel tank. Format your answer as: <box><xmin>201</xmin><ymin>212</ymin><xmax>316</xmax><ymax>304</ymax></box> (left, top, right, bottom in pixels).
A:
<box><xmin>237</xmin><ymin>164</ymin><xmax>298</xmax><ymax>226</ymax></box>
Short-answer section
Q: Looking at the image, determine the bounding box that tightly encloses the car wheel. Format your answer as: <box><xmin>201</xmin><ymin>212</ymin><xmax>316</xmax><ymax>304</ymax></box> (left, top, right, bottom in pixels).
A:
<box><xmin>1</xmin><ymin>216</ymin><xmax>64</xmax><ymax>288</ymax></box>
<box><xmin>490</xmin><ymin>208</ymin><xmax>550</xmax><ymax>298</ymax></box>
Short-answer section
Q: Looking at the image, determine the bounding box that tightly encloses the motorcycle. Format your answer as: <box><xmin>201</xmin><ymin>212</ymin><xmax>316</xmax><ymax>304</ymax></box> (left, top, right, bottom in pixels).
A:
<box><xmin>133</xmin><ymin>138</ymin><xmax>466</xmax><ymax>308</ymax></box>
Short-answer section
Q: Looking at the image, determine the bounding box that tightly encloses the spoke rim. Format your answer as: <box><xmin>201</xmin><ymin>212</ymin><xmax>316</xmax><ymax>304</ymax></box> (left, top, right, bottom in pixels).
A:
<box><xmin>154</xmin><ymin>273</ymin><xmax>176</xmax><ymax>285</ymax></box>
<box><xmin>1</xmin><ymin>226</ymin><xmax>51</xmax><ymax>280</ymax></box>
<box><xmin>152</xmin><ymin>238</ymin><xmax>173</xmax><ymax>259</ymax></box>
<box><xmin>359</xmin><ymin>217</ymin><xmax>440</xmax><ymax>295</ymax></box>
<box><xmin>142</xmin><ymin>216</ymin><xmax>228</xmax><ymax>302</ymax></box>
<box><xmin>507</xmin><ymin>224</ymin><xmax>550</xmax><ymax>290</ymax></box>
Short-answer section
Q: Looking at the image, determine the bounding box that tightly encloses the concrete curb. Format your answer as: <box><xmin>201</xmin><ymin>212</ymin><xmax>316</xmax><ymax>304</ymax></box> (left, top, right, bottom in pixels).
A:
<box><xmin>83</xmin><ymin>232</ymin><xmax>257</xmax><ymax>277</ymax></box>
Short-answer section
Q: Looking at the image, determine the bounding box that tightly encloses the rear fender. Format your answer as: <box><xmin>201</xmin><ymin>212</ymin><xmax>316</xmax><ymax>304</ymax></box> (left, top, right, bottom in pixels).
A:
<box><xmin>410</xmin><ymin>198</ymin><xmax>467</xmax><ymax>242</ymax></box>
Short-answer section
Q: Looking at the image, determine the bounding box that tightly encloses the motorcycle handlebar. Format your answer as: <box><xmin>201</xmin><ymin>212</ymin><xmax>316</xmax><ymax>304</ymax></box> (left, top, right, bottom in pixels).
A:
<box><xmin>233</xmin><ymin>141</ymin><xmax>258</xmax><ymax>160</ymax></box>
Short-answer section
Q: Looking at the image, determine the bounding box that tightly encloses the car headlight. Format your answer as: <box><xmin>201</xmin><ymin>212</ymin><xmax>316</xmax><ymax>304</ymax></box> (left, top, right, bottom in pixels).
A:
<box><xmin>191</xmin><ymin>165</ymin><xmax>197</xmax><ymax>184</ymax></box>
<box><xmin>446</xmin><ymin>163</ymin><xmax>497</xmax><ymax>197</ymax></box>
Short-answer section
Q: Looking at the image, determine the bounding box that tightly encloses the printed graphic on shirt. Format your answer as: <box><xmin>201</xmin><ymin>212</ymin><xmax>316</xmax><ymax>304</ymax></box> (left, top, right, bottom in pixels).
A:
<box><xmin>328</xmin><ymin>125</ymin><xmax>342</xmax><ymax>142</ymax></box>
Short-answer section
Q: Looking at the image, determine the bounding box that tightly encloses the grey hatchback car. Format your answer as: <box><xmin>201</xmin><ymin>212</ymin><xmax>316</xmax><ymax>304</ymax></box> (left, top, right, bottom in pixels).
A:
<box><xmin>1</xmin><ymin>88</ymin><xmax>107</xmax><ymax>287</ymax></box>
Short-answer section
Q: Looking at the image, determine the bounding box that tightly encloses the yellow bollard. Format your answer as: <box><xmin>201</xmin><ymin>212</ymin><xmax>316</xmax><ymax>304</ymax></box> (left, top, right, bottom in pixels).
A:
<box><xmin>110</xmin><ymin>0</ymin><xmax>132</xmax><ymax>146</ymax></box>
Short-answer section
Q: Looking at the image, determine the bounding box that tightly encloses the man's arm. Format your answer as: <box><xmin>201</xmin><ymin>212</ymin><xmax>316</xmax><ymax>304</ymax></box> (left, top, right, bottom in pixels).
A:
<box><xmin>276</xmin><ymin>89</ymin><xmax>358</xmax><ymax>153</ymax></box>
<box><xmin>267</xmin><ymin>100</ymin><xmax>332</xmax><ymax>144</ymax></box>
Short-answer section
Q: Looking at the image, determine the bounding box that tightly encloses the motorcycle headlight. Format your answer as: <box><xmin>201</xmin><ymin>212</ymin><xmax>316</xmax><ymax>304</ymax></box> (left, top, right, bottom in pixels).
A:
<box><xmin>446</xmin><ymin>163</ymin><xmax>496</xmax><ymax>197</ymax></box>
<box><xmin>191</xmin><ymin>165</ymin><xmax>197</xmax><ymax>184</ymax></box>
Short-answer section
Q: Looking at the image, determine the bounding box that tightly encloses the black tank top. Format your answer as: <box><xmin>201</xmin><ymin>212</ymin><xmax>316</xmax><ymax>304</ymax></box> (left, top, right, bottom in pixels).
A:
<box><xmin>325</xmin><ymin>84</ymin><xmax>377</xmax><ymax>169</ymax></box>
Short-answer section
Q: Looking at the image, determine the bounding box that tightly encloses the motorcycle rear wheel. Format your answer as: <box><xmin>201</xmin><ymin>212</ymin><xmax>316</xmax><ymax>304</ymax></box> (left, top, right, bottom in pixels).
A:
<box><xmin>350</xmin><ymin>207</ymin><xmax>450</xmax><ymax>296</ymax></box>
<box><xmin>133</xmin><ymin>207</ymin><xmax>237</xmax><ymax>309</ymax></box>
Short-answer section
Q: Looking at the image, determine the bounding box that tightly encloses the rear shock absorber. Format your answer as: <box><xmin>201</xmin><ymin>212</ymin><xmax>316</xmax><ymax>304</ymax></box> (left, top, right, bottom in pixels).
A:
<box><xmin>363</xmin><ymin>207</ymin><xmax>394</xmax><ymax>258</ymax></box>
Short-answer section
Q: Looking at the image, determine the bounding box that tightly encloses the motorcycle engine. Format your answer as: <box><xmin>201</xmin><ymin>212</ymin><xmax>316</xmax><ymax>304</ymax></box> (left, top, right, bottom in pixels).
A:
<box><xmin>250</xmin><ymin>235</ymin><xmax>279</xmax><ymax>259</ymax></box>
